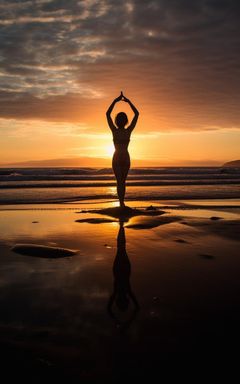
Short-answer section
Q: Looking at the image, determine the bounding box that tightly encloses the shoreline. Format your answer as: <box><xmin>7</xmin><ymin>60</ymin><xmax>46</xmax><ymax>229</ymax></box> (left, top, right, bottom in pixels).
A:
<box><xmin>0</xmin><ymin>196</ymin><xmax>240</xmax><ymax>206</ymax></box>
<box><xmin>1</xmin><ymin>197</ymin><xmax>240</xmax><ymax>209</ymax></box>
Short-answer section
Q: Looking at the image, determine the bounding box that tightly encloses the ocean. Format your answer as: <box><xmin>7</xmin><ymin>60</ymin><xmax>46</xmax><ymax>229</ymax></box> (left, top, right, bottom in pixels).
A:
<box><xmin>0</xmin><ymin>166</ymin><xmax>240</xmax><ymax>204</ymax></box>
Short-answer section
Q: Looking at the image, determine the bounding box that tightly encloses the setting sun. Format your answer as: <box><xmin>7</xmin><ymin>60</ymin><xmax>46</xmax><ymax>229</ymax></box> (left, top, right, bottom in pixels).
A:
<box><xmin>105</xmin><ymin>143</ymin><xmax>115</xmax><ymax>158</ymax></box>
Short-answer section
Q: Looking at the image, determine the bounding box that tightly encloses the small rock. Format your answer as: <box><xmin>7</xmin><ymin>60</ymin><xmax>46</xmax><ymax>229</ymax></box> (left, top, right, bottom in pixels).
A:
<box><xmin>146</xmin><ymin>205</ymin><xmax>157</xmax><ymax>211</ymax></box>
<box><xmin>32</xmin><ymin>221</ymin><xmax>39</xmax><ymax>224</ymax></box>
<box><xmin>175</xmin><ymin>238</ymin><xmax>188</xmax><ymax>244</ymax></box>
<box><xmin>199</xmin><ymin>253</ymin><xmax>215</xmax><ymax>260</ymax></box>
<box><xmin>37</xmin><ymin>357</ymin><xmax>53</xmax><ymax>367</ymax></box>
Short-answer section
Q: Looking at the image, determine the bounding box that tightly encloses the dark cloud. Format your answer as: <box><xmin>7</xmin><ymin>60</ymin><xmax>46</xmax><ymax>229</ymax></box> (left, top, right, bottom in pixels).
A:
<box><xmin>0</xmin><ymin>0</ymin><xmax>240</xmax><ymax>130</ymax></box>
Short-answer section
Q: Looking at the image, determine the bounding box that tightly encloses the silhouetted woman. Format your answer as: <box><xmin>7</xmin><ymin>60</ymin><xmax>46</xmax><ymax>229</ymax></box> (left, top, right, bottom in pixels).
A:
<box><xmin>106</xmin><ymin>92</ymin><xmax>139</xmax><ymax>207</ymax></box>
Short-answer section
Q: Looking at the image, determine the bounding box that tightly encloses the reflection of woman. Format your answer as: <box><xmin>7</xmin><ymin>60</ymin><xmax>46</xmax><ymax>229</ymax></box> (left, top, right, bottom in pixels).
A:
<box><xmin>106</xmin><ymin>92</ymin><xmax>139</xmax><ymax>207</ymax></box>
<box><xmin>108</xmin><ymin>221</ymin><xmax>139</xmax><ymax>329</ymax></box>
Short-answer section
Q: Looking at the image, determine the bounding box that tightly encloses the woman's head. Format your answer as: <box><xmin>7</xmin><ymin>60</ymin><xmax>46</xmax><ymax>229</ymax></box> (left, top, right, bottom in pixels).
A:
<box><xmin>115</xmin><ymin>112</ymin><xmax>128</xmax><ymax>129</ymax></box>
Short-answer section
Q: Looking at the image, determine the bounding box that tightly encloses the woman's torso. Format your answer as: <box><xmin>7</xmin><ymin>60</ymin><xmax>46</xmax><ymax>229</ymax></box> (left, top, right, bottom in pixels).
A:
<box><xmin>112</xmin><ymin>128</ymin><xmax>131</xmax><ymax>151</ymax></box>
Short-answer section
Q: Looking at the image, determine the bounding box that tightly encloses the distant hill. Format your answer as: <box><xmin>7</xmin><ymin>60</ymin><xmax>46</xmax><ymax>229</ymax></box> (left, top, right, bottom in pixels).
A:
<box><xmin>0</xmin><ymin>157</ymin><xmax>159</xmax><ymax>168</ymax></box>
<box><xmin>222</xmin><ymin>160</ymin><xmax>240</xmax><ymax>167</ymax></box>
<box><xmin>0</xmin><ymin>157</ymin><xmax>224</xmax><ymax>168</ymax></box>
<box><xmin>0</xmin><ymin>157</ymin><xmax>110</xmax><ymax>168</ymax></box>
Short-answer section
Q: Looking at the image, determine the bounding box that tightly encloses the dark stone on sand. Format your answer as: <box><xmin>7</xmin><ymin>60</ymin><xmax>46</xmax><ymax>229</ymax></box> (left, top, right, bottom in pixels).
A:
<box><xmin>199</xmin><ymin>253</ymin><xmax>215</xmax><ymax>260</ymax></box>
<box><xmin>75</xmin><ymin>218</ymin><xmax>116</xmax><ymax>224</ymax></box>
<box><xmin>146</xmin><ymin>205</ymin><xmax>157</xmax><ymax>211</ymax></box>
<box><xmin>210</xmin><ymin>216</ymin><xmax>222</xmax><ymax>221</ymax></box>
<box><xmin>104</xmin><ymin>244</ymin><xmax>112</xmax><ymax>248</ymax></box>
<box><xmin>32</xmin><ymin>221</ymin><xmax>39</xmax><ymax>223</ymax></box>
<box><xmin>127</xmin><ymin>216</ymin><xmax>180</xmax><ymax>229</ymax></box>
<box><xmin>11</xmin><ymin>244</ymin><xmax>78</xmax><ymax>258</ymax></box>
<box><xmin>175</xmin><ymin>239</ymin><xmax>188</xmax><ymax>244</ymax></box>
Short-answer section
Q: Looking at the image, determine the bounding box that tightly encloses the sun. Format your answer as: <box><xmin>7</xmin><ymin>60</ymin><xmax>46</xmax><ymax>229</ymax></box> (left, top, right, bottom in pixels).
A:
<box><xmin>105</xmin><ymin>143</ymin><xmax>115</xmax><ymax>157</ymax></box>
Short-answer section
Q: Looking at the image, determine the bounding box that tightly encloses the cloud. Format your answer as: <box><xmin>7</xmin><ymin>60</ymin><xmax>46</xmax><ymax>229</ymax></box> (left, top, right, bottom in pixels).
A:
<box><xmin>0</xmin><ymin>0</ymin><xmax>240</xmax><ymax>131</ymax></box>
<box><xmin>0</xmin><ymin>117</ymin><xmax>87</xmax><ymax>137</ymax></box>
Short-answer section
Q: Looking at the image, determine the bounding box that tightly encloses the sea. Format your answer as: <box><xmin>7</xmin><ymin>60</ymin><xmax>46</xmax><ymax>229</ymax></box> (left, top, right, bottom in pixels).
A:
<box><xmin>0</xmin><ymin>167</ymin><xmax>240</xmax><ymax>204</ymax></box>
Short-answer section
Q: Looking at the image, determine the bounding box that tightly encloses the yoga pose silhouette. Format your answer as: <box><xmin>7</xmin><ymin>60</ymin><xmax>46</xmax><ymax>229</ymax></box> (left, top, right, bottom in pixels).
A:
<box><xmin>106</xmin><ymin>92</ymin><xmax>139</xmax><ymax>207</ymax></box>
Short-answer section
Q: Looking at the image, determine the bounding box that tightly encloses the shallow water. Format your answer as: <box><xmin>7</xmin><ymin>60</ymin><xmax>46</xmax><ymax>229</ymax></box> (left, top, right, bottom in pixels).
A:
<box><xmin>1</xmin><ymin>166</ymin><xmax>240</xmax><ymax>204</ymax></box>
<box><xmin>0</xmin><ymin>202</ymin><xmax>240</xmax><ymax>380</ymax></box>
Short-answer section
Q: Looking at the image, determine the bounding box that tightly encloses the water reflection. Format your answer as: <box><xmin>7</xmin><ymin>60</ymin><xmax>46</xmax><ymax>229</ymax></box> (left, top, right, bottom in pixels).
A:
<box><xmin>108</xmin><ymin>221</ymin><xmax>139</xmax><ymax>330</ymax></box>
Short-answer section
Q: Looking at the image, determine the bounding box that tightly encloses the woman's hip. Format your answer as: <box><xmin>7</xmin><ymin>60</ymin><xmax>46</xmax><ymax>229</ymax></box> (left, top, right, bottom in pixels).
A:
<box><xmin>112</xmin><ymin>150</ymin><xmax>130</xmax><ymax>165</ymax></box>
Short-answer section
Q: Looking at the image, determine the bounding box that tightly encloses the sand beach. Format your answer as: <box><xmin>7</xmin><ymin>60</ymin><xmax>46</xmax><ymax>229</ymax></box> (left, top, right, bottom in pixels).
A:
<box><xmin>0</xmin><ymin>198</ymin><xmax>239</xmax><ymax>381</ymax></box>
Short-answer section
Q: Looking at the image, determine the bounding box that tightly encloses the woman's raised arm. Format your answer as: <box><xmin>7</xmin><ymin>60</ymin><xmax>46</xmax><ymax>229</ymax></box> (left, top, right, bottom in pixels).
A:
<box><xmin>106</xmin><ymin>93</ymin><xmax>122</xmax><ymax>131</ymax></box>
<box><xmin>122</xmin><ymin>95</ymin><xmax>139</xmax><ymax>132</ymax></box>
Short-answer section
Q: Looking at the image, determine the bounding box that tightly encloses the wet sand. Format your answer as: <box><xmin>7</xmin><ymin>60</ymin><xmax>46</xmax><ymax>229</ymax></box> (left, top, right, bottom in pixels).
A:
<box><xmin>0</xmin><ymin>199</ymin><xmax>240</xmax><ymax>382</ymax></box>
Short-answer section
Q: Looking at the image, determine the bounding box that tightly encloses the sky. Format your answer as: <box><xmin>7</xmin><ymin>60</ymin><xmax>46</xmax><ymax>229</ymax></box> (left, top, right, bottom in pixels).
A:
<box><xmin>0</xmin><ymin>0</ymin><xmax>240</xmax><ymax>166</ymax></box>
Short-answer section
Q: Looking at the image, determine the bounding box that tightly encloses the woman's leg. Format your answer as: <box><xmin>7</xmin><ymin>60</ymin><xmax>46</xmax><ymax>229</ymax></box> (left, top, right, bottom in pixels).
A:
<box><xmin>117</xmin><ymin>179</ymin><xmax>125</xmax><ymax>207</ymax></box>
<box><xmin>112</xmin><ymin>152</ymin><xmax>130</xmax><ymax>207</ymax></box>
<box><xmin>113</xmin><ymin>165</ymin><xmax>129</xmax><ymax>207</ymax></box>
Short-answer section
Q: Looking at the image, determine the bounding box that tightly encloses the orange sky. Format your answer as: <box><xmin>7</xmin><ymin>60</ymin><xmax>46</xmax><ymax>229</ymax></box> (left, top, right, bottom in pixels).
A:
<box><xmin>1</xmin><ymin>115</ymin><xmax>239</xmax><ymax>166</ymax></box>
<box><xmin>0</xmin><ymin>1</ymin><xmax>240</xmax><ymax>166</ymax></box>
